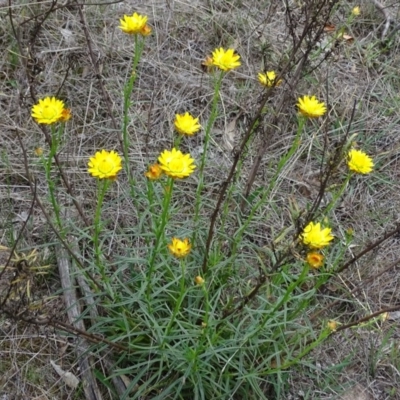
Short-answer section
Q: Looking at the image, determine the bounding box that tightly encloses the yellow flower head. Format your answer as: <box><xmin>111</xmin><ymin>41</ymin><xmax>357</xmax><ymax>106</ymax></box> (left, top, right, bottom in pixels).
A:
<box><xmin>158</xmin><ymin>148</ymin><xmax>196</xmax><ymax>179</ymax></box>
<box><xmin>258</xmin><ymin>71</ymin><xmax>282</xmax><ymax>87</ymax></box>
<box><xmin>352</xmin><ymin>6</ymin><xmax>360</xmax><ymax>16</ymax></box>
<box><xmin>119</xmin><ymin>13</ymin><xmax>149</xmax><ymax>35</ymax></box>
<box><xmin>297</xmin><ymin>95</ymin><xmax>327</xmax><ymax>118</ymax></box>
<box><xmin>211</xmin><ymin>48</ymin><xmax>241</xmax><ymax>72</ymax></box>
<box><xmin>347</xmin><ymin>149</ymin><xmax>374</xmax><ymax>174</ymax></box>
<box><xmin>301</xmin><ymin>222</ymin><xmax>334</xmax><ymax>249</ymax></box>
<box><xmin>327</xmin><ymin>320</ymin><xmax>338</xmax><ymax>332</ymax></box>
<box><xmin>306</xmin><ymin>252</ymin><xmax>324</xmax><ymax>269</ymax></box>
<box><xmin>31</xmin><ymin>97</ymin><xmax>65</xmax><ymax>125</ymax></box>
<box><xmin>174</xmin><ymin>112</ymin><xmax>201</xmax><ymax>136</ymax></box>
<box><xmin>34</xmin><ymin>147</ymin><xmax>44</xmax><ymax>157</ymax></box>
<box><xmin>145</xmin><ymin>163</ymin><xmax>163</xmax><ymax>180</ymax></box>
<box><xmin>88</xmin><ymin>150</ymin><xmax>123</xmax><ymax>179</ymax></box>
<box><xmin>194</xmin><ymin>275</ymin><xmax>205</xmax><ymax>285</ymax></box>
<box><xmin>168</xmin><ymin>237</ymin><xmax>191</xmax><ymax>258</ymax></box>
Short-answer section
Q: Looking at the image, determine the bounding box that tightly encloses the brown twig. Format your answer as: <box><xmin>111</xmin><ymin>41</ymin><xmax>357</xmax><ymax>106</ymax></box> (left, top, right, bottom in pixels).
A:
<box><xmin>334</xmin><ymin>305</ymin><xmax>400</xmax><ymax>333</ymax></box>
<box><xmin>310</xmin><ymin>257</ymin><xmax>400</xmax><ymax>322</ymax></box>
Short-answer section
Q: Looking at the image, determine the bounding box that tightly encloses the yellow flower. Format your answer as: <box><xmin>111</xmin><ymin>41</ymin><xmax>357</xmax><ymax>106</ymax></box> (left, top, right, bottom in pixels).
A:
<box><xmin>258</xmin><ymin>71</ymin><xmax>282</xmax><ymax>87</ymax></box>
<box><xmin>60</xmin><ymin>108</ymin><xmax>72</xmax><ymax>122</ymax></box>
<box><xmin>352</xmin><ymin>6</ymin><xmax>360</xmax><ymax>16</ymax></box>
<box><xmin>145</xmin><ymin>163</ymin><xmax>163</xmax><ymax>180</ymax></box>
<box><xmin>88</xmin><ymin>150</ymin><xmax>122</xmax><ymax>179</ymax></box>
<box><xmin>297</xmin><ymin>95</ymin><xmax>327</xmax><ymax>118</ymax></box>
<box><xmin>327</xmin><ymin>320</ymin><xmax>338</xmax><ymax>332</ymax></box>
<box><xmin>211</xmin><ymin>48</ymin><xmax>241</xmax><ymax>71</ymax></box>
<box><xmin>306</xmin><ymin>252</ymin><xmax>324</xmax><ymax>269</ymax></box>
<box><xmin>119</xmin><ymin>13</ymin><xmax>149</xmax><ymax>35</ymax></box>
<box><xmin>194</xmin><ymin>275</ymin><xmax>205</xmax><ymax>285</ymax></box>
<box><xmin>168</xmin><ymin>238</ymin><xmax>191</xmax><ymax>258</ymax></box>
<box><xmin>347</xmin><ymin>149</ymin><xmax>374</xmax><ymax>174</ymax></box>
<box><xmin>174</xmin><ymin>112</ymin><xmax>201</xmax><ymax>136</ymax></box>
<box><xmin>34</xmin><ymin>147</ymin><xmax>44</xmax><ymax>157</ymax></box>
<box><xmin>301</xmin><ymin>222</ymin><xmax>334</xmax><ymax>249</ymax></box>
<box><xmin>31</xmin><ymin>97</ymin><xmax>65</xmax><ymax>124</ymax></box>
<box><xmin>158</xmin><ymin>148</ymin><xmax>196</xmax><ymax>179</ymax></box>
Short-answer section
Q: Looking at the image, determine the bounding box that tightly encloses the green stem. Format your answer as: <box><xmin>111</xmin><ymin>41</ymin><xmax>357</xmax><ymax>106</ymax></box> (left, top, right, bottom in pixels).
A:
<box><xmin>122</xmin><ymin>34</ymin><xmax>144</xmax><ymax>185</ymax></box>
<box><xmin>146</xmin><ymin>177</ymin><xmax>175</xmax><ymax>301</ymax></box>
<box><xmin>44</xmin><ymin>125</ymin><xmax>64</xmax><ymax>231</ymax></box>
<box><xmin>161</xmin><ymin>258</ymin><xmax>187</xmax><ymax>346</ymax></box>
<box><xmin>192</xmin><ymin>71</ymin><xmax>224</xmax><ymax>244</ymax></box>
<box><xmin>93</xmin><ymin>178</ymin><xmax>110</xmax><ymax>280</ymax></box>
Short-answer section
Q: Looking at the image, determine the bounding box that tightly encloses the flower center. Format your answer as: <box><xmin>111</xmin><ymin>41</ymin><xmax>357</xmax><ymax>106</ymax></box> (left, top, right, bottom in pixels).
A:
<box><xmin>98</xmin><ymin>158</ymin><xmax>114</xmax><ymax>174</ymax></box>
<box><xmin>42</xmin><ymin>105</ymin><xmax>57</xmax><ymax>120</ymax></box>
<box><xmin>169</xmin><ymin>159</ymin><xmax>184</xmax><ymax>172</ymax></box>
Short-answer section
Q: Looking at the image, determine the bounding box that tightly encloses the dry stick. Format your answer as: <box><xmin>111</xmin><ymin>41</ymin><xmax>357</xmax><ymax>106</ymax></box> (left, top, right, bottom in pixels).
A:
<box><xmin>19</xmin><ymin>0</ymin><xmax>124</xmax><ymax>26</ymax></box>
<box><xmin>242</xmin><ymin>0</ymin><xmax>334</xmax><ymax>205</ymax></box>
<box><xmin>333</xmin><ymin>305</ymin><xmax>400</xmax><ymax>333</ymax></box>
<box><xmin>306</xmin><ymin>100</ymin><xmax>357</xmax><ymax>223</ymax></box>
<box><xmin>74</xmin><ymin>1</ymin><xmax>119</xmax><ymax>136</ymax></box>
<box><xmin>7</xmin><ymin>313</ymin><xmax>129</xmax><ymax>352</ymax></box>
<box><xmin>371</xmin><ymin>0</ymin><xmax>395</xmax><ymax>40</ymax></box>
<box><xmin>7</xmin><ymin>2</ymin><xmax>91</xmax><ymax>228</ymax></box>
<box><xmin>310</xmin><ymin>257</ymin><xmax>400</xmax><ymax>322</ymax></box>
<box><xmin>281</xmin><ymin>305</ymin><xmax>400</xmax><ymax>368</ymax></box>
<box><xmin>202</xmin><ymin>0</ymin><xmax>335</xmax><ymax>274</ymax></box>
<box><xmin>0</xmin><ymin>185</ymin><xmax>37</xmax><ymax>313</ymax></box>
<box><xmin>336</xmin><ymin>223</ymin><xmax>400</xmax><ymax>274</ymax></box>
<box><xmin>370</xmin><ymin>0</ymin><xmax>400</xmax><ymax>41</ymax></box>
<box><xmin>0</xmin><ymin>186</ymin><xmax>35</xmax><ymax>284</ymax></box>
<box><xmin>57</xmin><ymin>247</ymin><xmax>104</xmax><ymax>400</ymax></box>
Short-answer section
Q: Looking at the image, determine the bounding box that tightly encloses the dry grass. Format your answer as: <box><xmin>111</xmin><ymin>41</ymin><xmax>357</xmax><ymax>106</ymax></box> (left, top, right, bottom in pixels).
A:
<box><xmin>1</xmin><ymin>0</ymin><xmax>400</xmax><ymax>398</ymax></box>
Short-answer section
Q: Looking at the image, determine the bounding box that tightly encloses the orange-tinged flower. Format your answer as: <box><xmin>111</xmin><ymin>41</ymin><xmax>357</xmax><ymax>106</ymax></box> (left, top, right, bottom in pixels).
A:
<box><xmin>119</xmin><ymin>13</ymin><xmax>148</xmax><ymax>35</ymax></box>
<box><xmin>174</xmin><ymin>112</ymin><xmax>201</xmax><ymax>136</ymax></box>
<box><xmin>140</xmin><ymin>24</ymin><xmax>152</xmax><ymax>36</ymax></box>
<box><xmin>158</xmin><ymin>148</ymin><xmax>196</xmax><ymax>179</ymax></box>
<box><xmin>211</xmin><ymin>48</ymin><xmax>241</xmax><ymax>71</ymax></box>
<box><xmin>347</xmin><ymin>149</ymin><xmax>374</xmax><ymax>174</ymax></box>
<box><xmin>306</xmin><ymin>252</ymin><xmax>324</xmax><ymax>269</ymax></box>
<box><xmin>297</xmin><ymin>95</ymin><xmax>327</xmax><ymax>118</ymax></box>
<box><xmin>168</xmin><ymin>237</ymin><xmax>191</xmax><ymax>258</ymax></box>
<box><xmin>60</xmin><ymin>108</ymin><xmax>72</xmax><ymax>122</ymax></box>
<box><xmin>31</xmin><ymin>97</ymin><xmax>65</xmax><ymax>125</ymax></box>
<box><xmin>88</xmin><ymin>150</ymin><xmax>122</xmax><ymax>179</ymax></box>
<box><xmin>145</xmin><ymin>163</ymin><xmax>163</xmax><ymax>180</ymax></box>
<box><xmin>258</xmin><ymin>71</ymin><xmax>282</xmax><ymax>87</ymax></box>
<box><xmin>201</xmin><ymin>56</ymin><xmax>214</xmax><ymax>72</ymax></box>
<box><xmin>301</xmin><ymin>222</ymin><xmax>334</xmax><ymax>249</ymax></box>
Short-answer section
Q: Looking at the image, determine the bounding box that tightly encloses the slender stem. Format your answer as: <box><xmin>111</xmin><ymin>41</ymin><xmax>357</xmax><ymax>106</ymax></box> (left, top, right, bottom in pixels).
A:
<box><xmin>93</xmin><ymin>178</ymin><xmax>110</xmax><ymax>280</ymax></box>
<box><xmin>122</xmin><ymin>34</ymin><xmax>144</xmax><ymax>184</ymax></box>
<box><xmin>192</xmin><ymin>72</ymin><xmax>223</xmax><ymax>244</ymax></box>
<box><xmin>146</xmin><ymin>177</ymin><xmax>175</xmax><ymax>301</ymax></box>
<box><xmin>44</xmin><ymin>125</ymin><xmax>63</xmax><ymax>231</ymax></box>
<box><xmin>162</xmin><ymin>258</ymin><xmax>187</xmax><ymax>345</ymax></box>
